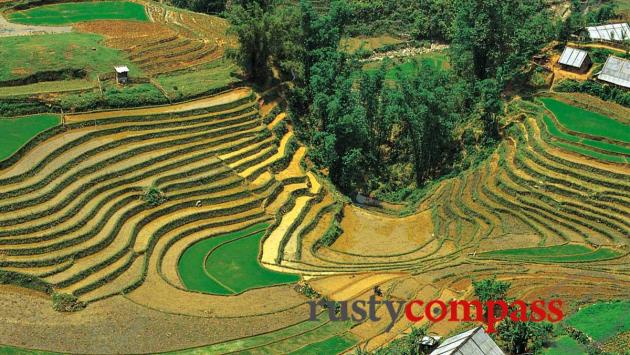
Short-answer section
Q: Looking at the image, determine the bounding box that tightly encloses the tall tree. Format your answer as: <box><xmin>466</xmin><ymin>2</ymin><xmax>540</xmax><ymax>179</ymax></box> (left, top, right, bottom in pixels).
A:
<box><xmin>450</xmin><ymin>0</ymin><xmax>554</xmax><ymax>84</ymax></box>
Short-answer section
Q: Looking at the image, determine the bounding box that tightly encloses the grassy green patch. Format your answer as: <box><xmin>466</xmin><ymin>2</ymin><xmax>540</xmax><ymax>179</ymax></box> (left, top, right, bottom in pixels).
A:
<box><xmin>178</xmin><ymin>223</ymin><xmax>299</xmax><ymax>295</ymax></box>
<box><xmin>540</xmin><ymin>97</ymin><xmax>630</xmax><ymax>143</ymax></box>
<box><xmin>542</xmin><ymin>115</ymin><xmax>630</xmax><ymax>156</ymax></box>
<box><xmin>478</xmin><ymin>244</ymin><xmax>622</xmax><ymax>263</ymax></box>
<box><xmin>543</xmin><ymin>335</ymin><xmax>587</xmax><ymax>355</ymax></box>
<box><xmin>566</xmin><ymin>301</ymin><xmax>630</xmax><ymax>342</ymax></box>
<box><xmin>363</xmin><ymin>51</ymin><xmax>449</xmax><ymax>81</ymax></box>
<box><xmin>341</xmin><ymin>35</ymin><xmax>404</xmax><ymax>52</ymax></box>
<box><xmin>0</xmin><ymin>33</ymin><xmax>140</xmax><ymax>82</ymax></box>
<box><xmin>0</xmin><ymin>80</ymin><xmax>94</xmax><ymax>97</ymax></box>
<box><xmin>0</xmin><ymin>346</ymin><xmax>57</xmax><ymax>355</ymax></box>
<box><xmin>8</xmin><ymin>1</ymin><xmax>148</xmax><ymax>25</ymax></box>
<box><xmin>287</xmin><ymin>333</ymin><xmax>359</xmax><ymax>355</ymax></box>
<box><xmin>204</xmin><ymin>229</ymin><xmax>300</xmax><ymax>293</ymax></box>
<box><xmin>554</xmin><ymin>140</ymin><xmax>628</xmax><ymax>164</ymax></box>
<box><xmin>0</xmin><ymin>114</ymin><xmax>60</xmax><ymax>160</ymax></box>
<box><xmin>156</xmin><ymin>61</ymin><xmax>239</xmax><ymax>100</ymax></box>
<box><xmin>169</xmin><ymin>317</ymin><xmax>328</xmax><ymax>354</ymax></box>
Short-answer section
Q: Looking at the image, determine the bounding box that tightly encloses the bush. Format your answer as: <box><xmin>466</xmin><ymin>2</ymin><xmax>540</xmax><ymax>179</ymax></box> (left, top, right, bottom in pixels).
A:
<box><xmin>142</xmin><ymin>185</ymin><xmax>166</xmax><ymax>207</ymax></box>
<box><xmin>555</xmin><ymin>79</ymin><xmax>630</xmax><ymax>107</ymax></box>
<box><xmin>52</xmin><ymin>293</ymin><xmax>86</xmax><ymax>312</ymax></box>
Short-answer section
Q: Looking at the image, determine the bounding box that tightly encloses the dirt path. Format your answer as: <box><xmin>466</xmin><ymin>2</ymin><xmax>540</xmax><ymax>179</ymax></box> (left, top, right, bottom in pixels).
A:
<box><xmin>0</xmin><ymin>15</ymin><xmax>71</xmax><ymax>37</ymax></box>
<box><xmin>568</xmin><ymin>41</ymin><xmax>628</xmax><ymax>54</ymax></box>
<box><xmin>66</xmin><ymin>87</ymin><xmax>252</xmax><ymax>121</ymax></box>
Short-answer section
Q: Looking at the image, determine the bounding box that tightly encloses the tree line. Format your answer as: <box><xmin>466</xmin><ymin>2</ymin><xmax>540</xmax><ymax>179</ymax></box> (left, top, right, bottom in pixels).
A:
<box><xmin>224</xmin><ymin>0</ymin><xmax>554</xmax><ymax>199</ymax></box>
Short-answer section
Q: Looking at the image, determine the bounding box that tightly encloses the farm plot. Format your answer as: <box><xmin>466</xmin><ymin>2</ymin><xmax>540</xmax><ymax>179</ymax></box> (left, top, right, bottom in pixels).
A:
<box><xmin>7</xmin><ymin>1</ymin><xmax>148</xmax><ymax>25</ymax></box>
<box><xmin>540</xmin><ymin>97</ymin><xmax>630</xmax><ymax>143</ymax></box>
<box><xmin>178</xmin><ymin>223</ymin><xmax>299</xmax><ymax>295</ymax></box>
<box><xmin>0</xmin><ymin>87</ymin><xmax>305</xmax><ymax>308</ymax></box>
<box><xmin>566</xmin><ymin>301</ymin><xmax>630</xmax><ymax>342</ymax></box>
<box><xmin>0</xmin><ymin>33</ymin><xmax>141</xmax><ymax>82</ymax></box>
<box><xmin>477</xmin><ymin>244</ymin><xmax>623</xmax><ymax>263</ymax></box>
<box><xmin>0</xmin><ymin>114</ymin><xmax>59</xmax><ymax>160</ymax></box>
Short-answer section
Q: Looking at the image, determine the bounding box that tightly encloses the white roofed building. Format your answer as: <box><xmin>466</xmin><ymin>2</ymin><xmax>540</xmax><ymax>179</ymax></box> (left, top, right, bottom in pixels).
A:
<box><xmin>429</xmin><ymin>326</ymin><xmax>504</xmax><ymax>355</ymax></box>
<box><xmin>586</xmin><ymin>23</ymin><xmax>630</xmax><ymax>42</ymax></box>
<box><xmin>557</xmin><ymin>47</ymin><xmax>592</xmax><ymax>73</ymax></box>
<box><xmin>598</xmin><ymin>56</ymin><xmax>630</xmax><ymax>89</ymax></box>
<box><xmin>114</xmin><ymin>65</ymin><xmax>129</xmax><ymax>84</ymax></box>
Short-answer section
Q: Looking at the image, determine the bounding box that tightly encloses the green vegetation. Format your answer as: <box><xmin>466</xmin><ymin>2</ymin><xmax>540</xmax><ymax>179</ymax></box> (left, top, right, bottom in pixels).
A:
<box><xmin>287</xmin><ymin>334</ymin><xmax>358</xmax><ymax>354</ymax></box>
<box><xmin>8</xmin><ymin>1</ymin><xmax>148</xmax><ymax>25</ymax></box>
<box><xmin>341</xmin><ymin>35</ymin><xmax>404</xmax><ymax>53</ymax></box>
<box><xmin>543</xmin><ymin>335</ymin><xmax>587</xmax><ymax>355</ymax></box>
<box><xmin>0</xmin><ymin>80</ymin><xmax>94</xmax><ymax>97</ymax></box>
<box><xmin>566</xmin><ymin>301</ymin><xmax>630</xmax><ymax>342</ymax></box>
<box><xmin>227</xmin><ymin>0</ymin><xmax>554</xmax><ymax>200</ymax></box>
<box><xmin>0</xmin><ymin>33</ymin><xmax>139</xmax><ymax>82</ymax></box>
<box><xmin>478</xmin><ymin>244</ymin><xmax>622</xmax><ymax>263</ymax></box>
<box><xmin>156</xmin><ymin>61</ymin><xmax>239</xmax><ymax>99</ymax></box>
<box><xmin>363</xmin><ymin>51</ymin><xmax>449</xmax><ymax>81</ymax></box>
<box><xmin>0</xmin><ymin>114</ymin><xmax>60</xmax><ymax>161</ymax></box>
<box><xmin>204</xmin><ymin>229</ymin><xmax>300</xmax><ymax>293</ymax></box>
<box><xmin>540</xmin><ymin>98</ymin><xmax>630</xmax><ymax>143</ymax></box>
<box><xmin>541</xmin><ymin>115</ymin><xmax>630</xmax><ymax>156</ymax></box>
<box><xmin>178</xmin><ymin>223</ymin><xmax>299</xmax><ymax>295</ymax></box>
<box><xmin>0</xmin><ymin>346</ymin><xmax>57</xmax><ymax>355</ymax></box>
<box><xmin>554</xmin><ymin>79</ymin><xmax>630</xmax><ymax>108</ymax></box>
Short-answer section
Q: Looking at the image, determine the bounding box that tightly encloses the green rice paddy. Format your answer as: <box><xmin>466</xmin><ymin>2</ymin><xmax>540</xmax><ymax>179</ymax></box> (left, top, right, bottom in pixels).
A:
<box><xmin>287</xmin><ymin>333</ymin><xmax>359</xmax><ymax>355</ymax></box>
<box><xmin>0</xmin><ymin>114</ymin><xmax>60</xmax><ymax>161</ymax></box>
<box><xmin>566</xmin><ymin>301</ymin><xmax>630</xmax><ymax>342</ymax></box>
<box><xmin>178</xmin><ymin>223</ymin><xmax>299</xmax><ymax>295</ymax></box>
<box><xmin>7</xmin><ymin>1</ymin><xmax>148</xmax><ymax>26</ymax></box>
<box><xmin>477</xmin><ymin>243</ymin><xmax>622</xmax><ymax>263</ymax></box>
<box><xmin>543</xmin><ymin>335</ymin><xmax>586</xmax><ymax>355</ymax></box>
<box><xmin>542</xmin><ymin>115</ymin><xmax>630</xmax><ymax>156</ymax></box>
<box><xmin>0</xmin><ymin>80</ymin><xmax>94</xmax><ymax>98</ymax></box>
<box><xmin>540</xmin><ymin>98</ymin><xmax>630</xmax><ymax>143</ymax></box>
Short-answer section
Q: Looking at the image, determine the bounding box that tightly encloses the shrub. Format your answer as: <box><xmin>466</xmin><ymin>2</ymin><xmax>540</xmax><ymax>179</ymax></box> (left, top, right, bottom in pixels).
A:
<box><xmin>142</xmin><ymin>185</ymin><xmax>166</xmax><ymax>207</ymax></box>
<box><xmin>554</xmin><ymin>79</ymin><xmax>630</xmax><ymax>107</ymax></box>
<box><xmin>52</xmin><ymin>293</ymin><xmax>86</xmax><ymax>312</ymax></box>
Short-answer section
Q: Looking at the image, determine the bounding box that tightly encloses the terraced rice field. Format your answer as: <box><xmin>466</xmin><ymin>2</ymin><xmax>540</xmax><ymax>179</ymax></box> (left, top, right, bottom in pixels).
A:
<box><xmin>477</xmin><ymin>244</ymin><xmax>623</xmax><ymax>263</ymax></box>
<box><xmin>0</xmin><ymin>88</ymin><xmax>301</xmax><ymax>305</ymax></box>
<box><xmin>7</xmin><ymin>1</ymin><xmax>148</xmax><ymax>25</ymax></box>
<box><xmin>0</xmin><ymin>114</ymin><xmax>59</xmax><ymax>160</ymax></box>
<box><xmin>178</xmin><ymin>223</ymin><xmax>299</xmax><ymax>294</ymax></box>
<box><xmin>74</xmin><ymin>2</ymin><xmax>230</xmax><ymax>77</ymax></box>
<box><xmin>538</xmin><ymin>97</ymin><xmax>630</xmax><ymax>164</ymax></box>
<box><xmin>0</xmin><ymin>60</ymin><xmax>628</xmax><ymax>352</ymax></box>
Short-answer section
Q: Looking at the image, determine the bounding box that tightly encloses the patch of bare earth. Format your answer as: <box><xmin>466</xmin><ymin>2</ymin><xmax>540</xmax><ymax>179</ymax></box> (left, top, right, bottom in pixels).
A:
<box><xmin>330</xmin><ymin>206</ymin><xmax>434</xmax><ymax>256</ymax></box>
<box><xmin>0</xmin><ymin>286</ymin><xmax>310</xmax><ymax>354</ymax></box>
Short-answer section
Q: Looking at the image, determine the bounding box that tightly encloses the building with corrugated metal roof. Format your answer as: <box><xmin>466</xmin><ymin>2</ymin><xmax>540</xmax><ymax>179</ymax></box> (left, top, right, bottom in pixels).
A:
<box><xmin>557</xmin><ymin>47</ymin><xmax>592</xmax><ymax>73</ymax></box>
<box><xmin>429</xmin><ymin>326</ymin><xmax>504</xmax><ymax>355</ymax></box>
<box><xmin>586</xmin><ymin>23</ymin><xmax>630</xmax><ymax>42</ymax></box>
<box><xmin>597</xmin><ymin>56</ymin><xmax>630</xmax><ymax>89</ymax></box>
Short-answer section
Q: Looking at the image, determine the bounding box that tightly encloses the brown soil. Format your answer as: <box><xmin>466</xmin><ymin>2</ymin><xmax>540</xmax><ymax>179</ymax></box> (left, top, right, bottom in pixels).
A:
<box><xmin>331</xmin><ymin>206</ymin><xmax>434</xmax><ymax>256</ymax></box>
<box><xmin>0</xmin><ymin>285</ymin><xmax>310</xmax><ymax>354</ymax></box>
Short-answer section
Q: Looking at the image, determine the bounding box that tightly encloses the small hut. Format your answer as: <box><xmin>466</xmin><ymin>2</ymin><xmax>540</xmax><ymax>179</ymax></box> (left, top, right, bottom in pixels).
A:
<box><xmin>558</xmin><ymin>47</ymin><xmax>591</xmax><ymax>73</ymax></box>
<box><xmin>114</xmin><ymin>66</ymin><xmax>129</xmax><ymax>84</ymax></box>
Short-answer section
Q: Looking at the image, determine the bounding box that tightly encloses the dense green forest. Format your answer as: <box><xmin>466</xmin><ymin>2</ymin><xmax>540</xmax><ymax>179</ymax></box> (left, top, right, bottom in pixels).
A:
<box><xmin>222</xmin><ymin>0</ymin><xmax>558</xmax><ymax>201</ymax></box>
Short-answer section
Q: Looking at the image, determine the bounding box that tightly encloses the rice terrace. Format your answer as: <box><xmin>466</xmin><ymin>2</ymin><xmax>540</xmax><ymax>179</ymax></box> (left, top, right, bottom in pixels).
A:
<box><xmin>0</xmin><ymin>0</ymin><xmax>629</xmax><ymax>354</ymax></box>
